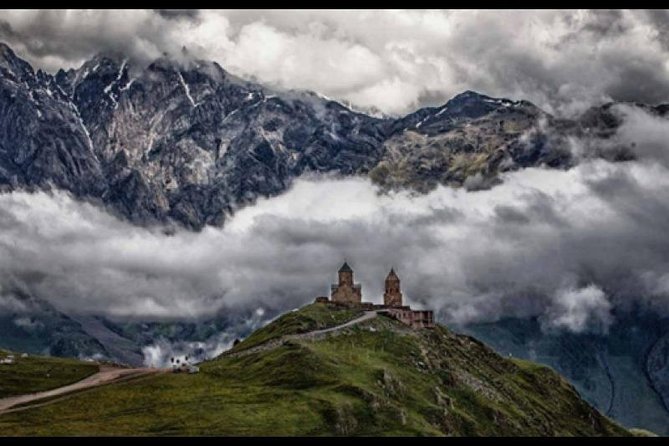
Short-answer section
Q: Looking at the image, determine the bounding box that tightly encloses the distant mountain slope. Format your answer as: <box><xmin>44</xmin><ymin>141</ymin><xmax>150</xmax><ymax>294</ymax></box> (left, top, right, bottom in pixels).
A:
<box><xmin>0</xmin><ymin>285</ymin><xmax>266</xmax><ymax>368</ymax></box>
<box><xmin>0</xmin><ymin>303</ymin><xmax>630</xmax><ymax>436</ymax></box>
<box><xmin>461</xmin><ymin>309</ymin><xmax>669</xmax><ymax>435</ymax></box>
<box><xmin>1</xmin><ymin>42</ymin><xmax>662</xmax><ymax>229</ymax></box>
<box><xmin>0</xmin><ymin>288</ymin><xmax>110</xmax><ymax>361</ymax></box>
<box><xmin>0</xmin><ymin>42</ymin><xmax>389</xmax><ymax>229</ymax></box>
<box><xmin>371</xmin><ymin>91</ymin><xmax>574</xmax><ymax>191</ymax></box>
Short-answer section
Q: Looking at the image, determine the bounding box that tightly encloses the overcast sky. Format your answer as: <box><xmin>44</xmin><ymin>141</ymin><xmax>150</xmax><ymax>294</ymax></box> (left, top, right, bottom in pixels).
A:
<box><xmin>1</xmin><ymin>9</ymin><xmax>669</xmax><ymax>115</ymax></box>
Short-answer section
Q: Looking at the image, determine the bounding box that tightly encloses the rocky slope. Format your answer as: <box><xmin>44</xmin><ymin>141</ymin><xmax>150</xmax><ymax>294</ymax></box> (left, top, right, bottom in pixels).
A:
<box><xmin>0</xmin><ymin>303</ymin><xmax>630</xmax><ymax>436</ymax></box>
<box><xmin>461</xmin><ymin>309</ymin><xmax>669</xmax><ymax>435</ymax></box>
<box><xmin>1</xmin><ymin>42</ymin><xmax>660</xmax><ymax>229</ymax></box>
<box><xmin>0</xmin><ymin>43</ymin><xmax>390</xmax><ymax>229</ymax></box>
<box><xmin>0</xmin><ymin>288</ymin><xmax>109</xmax><ymax>361</ymax></box>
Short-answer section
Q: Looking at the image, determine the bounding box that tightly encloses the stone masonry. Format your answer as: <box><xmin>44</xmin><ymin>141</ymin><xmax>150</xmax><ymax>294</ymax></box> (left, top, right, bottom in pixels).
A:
<box><xmin>319</xmin><ymin>263</ymin><xmax>434</xmax><ymax>329</ymax></box>
<box><xmin>331</xmin><ymin>262</ymin><xmax>362</xmax><ymax>304</ymax></box>
<box><xmin>383</xmin><ymin>268</ymin><xmax>403</xmax><ymax>307</ymax></box>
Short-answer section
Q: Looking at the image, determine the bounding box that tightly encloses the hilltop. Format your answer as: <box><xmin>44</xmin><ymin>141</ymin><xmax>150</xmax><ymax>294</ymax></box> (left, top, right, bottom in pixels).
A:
<box><xmin>0</xmin><ymin>303</ymin><xmax>630</xmax><ymax>436</ymax></box>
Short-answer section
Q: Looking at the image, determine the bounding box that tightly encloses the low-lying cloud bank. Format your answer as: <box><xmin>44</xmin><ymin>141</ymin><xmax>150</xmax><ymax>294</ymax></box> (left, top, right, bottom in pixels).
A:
<box><xmin>0</xmin><ymin>162</ymin><xmax>667</xmax><ymax>334</ymax></box>
<box><xmin>140</xmin><ymin>307</ymin><xmax>268</xmax><ymax>367</ymax></box>
<box><xmin>1</xmin><ymin>106</ymin><xmax>669</xmax><ymax>336</ymax></box>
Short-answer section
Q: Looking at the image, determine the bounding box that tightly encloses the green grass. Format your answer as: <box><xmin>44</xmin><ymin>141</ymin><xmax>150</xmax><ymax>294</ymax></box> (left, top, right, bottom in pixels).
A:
<box><xmin>229</xmin><ymin>303</ymin><xmax>364</xmax><ymax>353</ymax></box>
<box><xmin>0</xmin><ymin>349</ymin><xmax>99</xmax><ymax>398</ymax></box>
<box><xmin>0</xmin><ymin>309</ymin><xmax>631</xmax><ymax>436</ymax></box>
<box><xmin>629</xmin><ymin>428</ymin><xmax>658</xmax><ymax>437</ymax></box>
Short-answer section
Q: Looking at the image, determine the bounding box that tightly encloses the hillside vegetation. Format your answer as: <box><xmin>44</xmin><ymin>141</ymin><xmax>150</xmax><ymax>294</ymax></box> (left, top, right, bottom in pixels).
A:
<box><xmin>228</xmin><ymin>303</ymin><xmax>364</xmax><ymax>353</ymax></box>
<box><xmin>0</xmin><ymin>349</ymin><xmax>98</xmax><ymax>398</ymax></box>
<box><xmin>0</xmin><ymin>306</ymin><xmax>629</xmax><ymax>436</ymax></box>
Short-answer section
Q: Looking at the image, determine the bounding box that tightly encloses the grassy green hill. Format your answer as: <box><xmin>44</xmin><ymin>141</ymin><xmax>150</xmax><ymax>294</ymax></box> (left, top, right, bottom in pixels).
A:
<box><xmin>0</xmin><ymin>349</ymin><xmax>99</xmax><ymax>398</ymax></box>
<box><xmin>0</xmin><ymin>304</ymin><xmax>630</xmax><ymax>436</ymax></box>
<box><xmin>229</xmin><ymin>303</ymin><xmax>364</xmax><ymax>353</ymax></box>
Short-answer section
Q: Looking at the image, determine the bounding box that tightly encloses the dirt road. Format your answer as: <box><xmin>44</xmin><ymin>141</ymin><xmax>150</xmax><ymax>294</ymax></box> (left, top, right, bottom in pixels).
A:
<box><xmin>222</xmin><ymin>310</ymin><xmax>380</xmax><ymax>359</ymax></box>
<box><xmin>298</xmin><ymin>310</ymin><xmax>379</xmax><ymax>337</ymax></box>
<box><xmin>0</xmin><ymin>311</ymin><xmax>379</xmax><ymax>414</ymax></box>
<box><xmin>0</xmin><ymin>365</ymin><xmax>162</xmax><ymax>415</ymax></box>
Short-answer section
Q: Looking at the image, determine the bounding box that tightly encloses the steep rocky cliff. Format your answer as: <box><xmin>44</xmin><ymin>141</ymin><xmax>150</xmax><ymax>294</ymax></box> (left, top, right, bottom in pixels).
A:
<box><xmin>1</xmin><ymin>42</ymin><xmax>656</xmax><ymax>229</ymax></box>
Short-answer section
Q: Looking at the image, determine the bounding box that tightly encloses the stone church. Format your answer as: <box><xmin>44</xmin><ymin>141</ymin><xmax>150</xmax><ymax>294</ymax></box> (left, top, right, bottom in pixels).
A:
<box><xmin>321</xmin><ymin>262</ymin><xmax>434</xmax><ymax>329</ymax></box>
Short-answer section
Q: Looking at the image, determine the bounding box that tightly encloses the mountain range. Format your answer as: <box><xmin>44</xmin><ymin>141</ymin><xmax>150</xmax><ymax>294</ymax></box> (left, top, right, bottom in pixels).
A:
<box><xmin>1</xmin><ymin>42</ymin><xmax>658</xmax><ymax>229</ymax></box>
<box><xmin>1</xmin><ymin>41</ymin><xmax>669</xmax><ymax>435</ymax></box>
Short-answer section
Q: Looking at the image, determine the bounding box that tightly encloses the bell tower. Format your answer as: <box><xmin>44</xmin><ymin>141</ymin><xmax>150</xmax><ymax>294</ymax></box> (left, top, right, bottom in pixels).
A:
<box><xmin>384</xmin><ymin>268</ymin><xmax>403</xmax><ymax>307</ymax></box>
<box><xmin>338</xmin><ymin>262</ymin><xmax>353</xmax><ymax>286</ymax></box>
<box><xmin>331</xmin><ymin>262</ymin><xmax>362</xmax><ymax>304</ymax></box>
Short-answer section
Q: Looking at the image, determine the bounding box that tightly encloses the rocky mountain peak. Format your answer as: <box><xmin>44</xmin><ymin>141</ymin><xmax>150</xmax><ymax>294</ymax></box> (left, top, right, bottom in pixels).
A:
<box><xmin>0</xmin><ymin>42</ymin><xmax>649</xmax><ymax>230</ymax></box>
<box><xmin>89</xmin><ymin>49</ymin><xmax>127</xmax><ymax>65</ymax></box>
<box><xmin>448</xmin><ymin>89</ymin><xmax>488</xmax><ymax>100</ymax></box>
<box><xmin>0</xmin><ymin>41</ymin><xmax>35</xmax><ymax>82</ymax></box>
<box><xmin>440</xmin><ymin>90</ymin><xmax>519</xmax><ymax>118</ymax></box>
<box><xmin>0</xmin><ymin>41</ymin><xmax>15</xmax><ymax>59</ymax></box>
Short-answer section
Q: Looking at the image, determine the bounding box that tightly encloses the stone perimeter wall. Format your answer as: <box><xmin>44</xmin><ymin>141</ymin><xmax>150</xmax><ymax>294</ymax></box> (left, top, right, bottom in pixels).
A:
<box><xmin>314</xmin><ymin>298</ymin><xmax>435</xmax><ymax>329</ymax></box>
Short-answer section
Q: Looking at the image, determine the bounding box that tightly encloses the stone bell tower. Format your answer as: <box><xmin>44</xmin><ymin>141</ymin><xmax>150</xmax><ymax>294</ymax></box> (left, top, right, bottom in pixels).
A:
<box><xmin>384</xmin><ymin>268</ymin><xmax>403</xmax><ymax>307</ymax></box>
<box><xmin>331</xmin><ymin>262</ymin><xmax>362</xmax><ymax>304</ymax></box>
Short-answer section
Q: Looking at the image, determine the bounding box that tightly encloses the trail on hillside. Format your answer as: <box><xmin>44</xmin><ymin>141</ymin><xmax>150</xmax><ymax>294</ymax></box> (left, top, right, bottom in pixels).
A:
<box><xmin>222</xmin><ymin>310</ymin><xmax>380</xmax><ymax>359</ymax></box>
<box><xmin>1</xmin><ymin>311</ymin><xmax>380</xmax><ymax>414</ymax></box>
<box><xmin>0</xmin><ymin>366</ymin><xmax>162</xmax><ymax>415</ymax></box>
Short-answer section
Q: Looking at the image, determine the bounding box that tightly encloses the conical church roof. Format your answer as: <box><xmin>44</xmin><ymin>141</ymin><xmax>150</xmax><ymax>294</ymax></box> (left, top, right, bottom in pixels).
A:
<box><xmin>339</xmin><ymin>262</ymin><xmax>353</xmax><ymax>273</ymax></box>
<box><xmin>386</xmin><ymin>268</ymin><xmax>399</xmax><ymax>279</ymax></box>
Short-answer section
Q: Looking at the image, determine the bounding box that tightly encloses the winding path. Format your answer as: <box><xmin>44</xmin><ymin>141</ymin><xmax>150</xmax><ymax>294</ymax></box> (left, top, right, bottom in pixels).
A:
<box><xmin>303</xmin><ymin>310</ymin><xmax>379</xmax><ymax>336</ymax></box>
<box><xmin>0</xmin><ymin>311</ymin><xmax>381</xmax><ymax>414</ymax></box>
<box><xmin>0</xmin><ymin>366</ymin><xmax>162</xmax><ymax>415</ymax></box>
<box><xmin>222</xmin><ymin>310</ymin><xmax>380</xmax><ymax>359</ymax></box>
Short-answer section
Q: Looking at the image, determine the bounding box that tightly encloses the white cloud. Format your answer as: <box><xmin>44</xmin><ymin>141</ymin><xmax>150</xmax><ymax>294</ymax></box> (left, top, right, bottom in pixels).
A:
<box><xmin>544</xmin><ymin>285</ymin><xmax>613</xmax><ymax>333</ymax></box>
<box><xmin>2</xmin><ymin>10</ymin><xmax>669</xmax><ymax>115</ymax></box>
<box><xmin>139</xmin><ymin>307</ymin><xmax>267</xmax><ymax>367</ymax></box>
<box><xmin>0</xmin><ymin>293</ymin><xmax>28</xmax><ymax>312</ymax></box>
<box><xmin>2</xmin><ymin>153</ymin><xmax>669</xmax><ymax>333</ymax></box>
<box><xmin>0</xmin><ymin>82</ymin><xmax>668</xmax><ymax>333</ymax></box>
<box><xmin>13</xmin><ymin>316</ymin><xmax>43</xmax><ymax>330</ymax></box>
